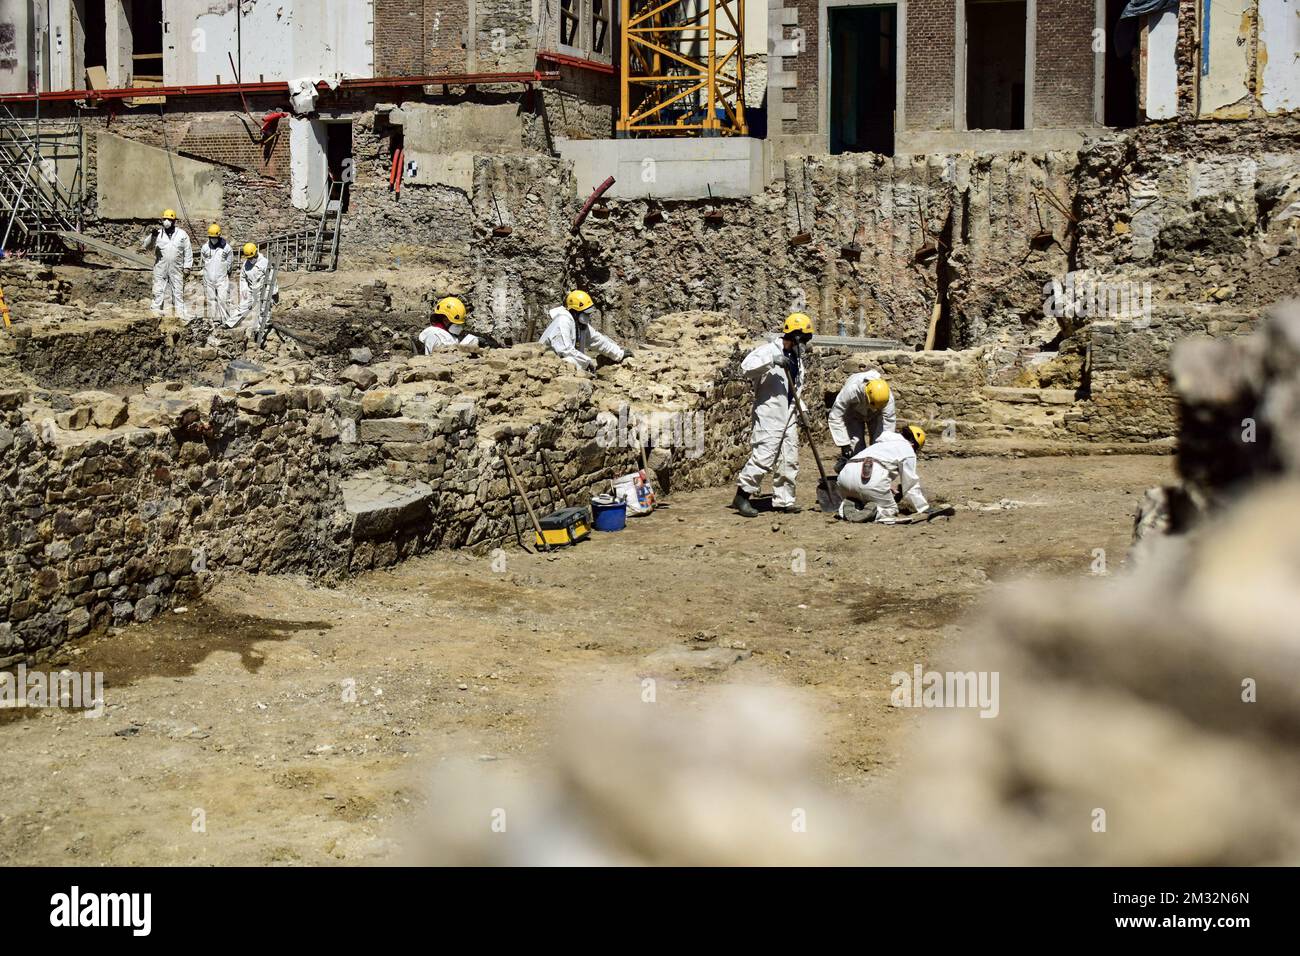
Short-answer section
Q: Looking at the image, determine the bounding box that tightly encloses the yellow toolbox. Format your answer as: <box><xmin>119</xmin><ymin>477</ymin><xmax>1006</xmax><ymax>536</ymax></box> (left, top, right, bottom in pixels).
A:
<box><xmin>535</xmin><ymin>506</ymin><xmax>591</xmax><ymax>548</ymax></box>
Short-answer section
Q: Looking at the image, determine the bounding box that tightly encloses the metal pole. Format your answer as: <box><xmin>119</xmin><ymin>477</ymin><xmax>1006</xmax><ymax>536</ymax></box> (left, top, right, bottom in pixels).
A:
<box><xmin>706</xmin><ymin>0</ymin><xmax>717</xmax><ymax>132</ymax></box>
<box><xmin>619</xmin><ymin>0</ymin><xmax>630</xmax><ymax>134</ymax></box>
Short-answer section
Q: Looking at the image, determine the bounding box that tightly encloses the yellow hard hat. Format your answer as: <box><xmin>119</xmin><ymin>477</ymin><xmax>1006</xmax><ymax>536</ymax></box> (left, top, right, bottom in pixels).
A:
<box><xmin>906</xmin><ymin>424</ymin><xmax>926</xmax><ymax>448</ymax></box>
<box><xmin>782</xmin><ymin>312</ymin><xmax>814</xmax><ymax>336</ymax></box>
<box><xmin>865</xmin><ymin>378</ymin><xmax>891</xmax><ymax>410</ymax></box>
<box><xmin>242</xmin><ymin>242</ymin><xmax>258</xmax><ymax>258</ymax></box>
<box><xmin>162</xmin><ymin>209</ymin><xmax>177</xmax><ymax>220</ymax></box>
<box><xmin>208</xmin><ymin>223</ymin><xmax>221</xmax><ymax>237</ymax></box>
<box><xmin>434</xmin><ymin>296</ymin><xmax>467</xmax><ymax>325</ymax></box>
<box><xmin>564</xmin><ymin>289</ymin><xmax>594</xmax><ymax>313</ymax></box>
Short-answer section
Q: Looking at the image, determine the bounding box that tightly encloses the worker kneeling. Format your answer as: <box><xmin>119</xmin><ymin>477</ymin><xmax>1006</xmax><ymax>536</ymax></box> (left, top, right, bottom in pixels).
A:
<box><xmin>829</xmin><ymin>371</ymin><xmax>895</xmax><ymax>471</ymax></box>
<box><xmin>836</xmin><ymin>424</ymin><xmax>929</xmax><ymax>525</ymax></box>
<box><xmin>420</xmin><ymin>296</ymin><xmax>481</xmax><ymax>351</ymax></box>
<box><xmin>539</xmin><ymin>289</ymin><xmax>626</xmax><ymax>371</ymax></box>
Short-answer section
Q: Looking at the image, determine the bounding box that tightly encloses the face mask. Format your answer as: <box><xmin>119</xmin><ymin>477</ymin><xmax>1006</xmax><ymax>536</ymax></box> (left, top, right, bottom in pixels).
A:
<box><xmin>579</xmin><ymin>308</ymin><xmax>598</xmax><ymax>325</ymax></box>
<box><xmin>162</xmin><ymin>220</ymin><xmax>174</xmax><ymax>229</ymax></box>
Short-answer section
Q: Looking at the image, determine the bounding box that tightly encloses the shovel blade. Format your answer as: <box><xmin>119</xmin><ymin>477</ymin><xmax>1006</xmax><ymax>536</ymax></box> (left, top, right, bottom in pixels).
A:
<box><xmin>815</xmin><ymin>478</ymin><xmax>843</xmax><ymax>513</ymax></box>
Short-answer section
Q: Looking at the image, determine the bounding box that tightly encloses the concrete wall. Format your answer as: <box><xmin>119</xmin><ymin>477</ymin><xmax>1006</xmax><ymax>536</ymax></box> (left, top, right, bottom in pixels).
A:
<box><xmin>559</xmin><ymin>137</ymin><xmax>769</xmax><ymax>199</ymax></box>
<box><xmin>95</xmin><ymin>131</ymin><xmax>224</xmax><ymax>220</ymax></box>
<box><xmin>0</xmin><ymin>0</ymin><xmax>35</xmax><ymax>94</ymax></box>
<box><xmin>1145</xmin><ymin>9</ymin><xmax>1179</xmax><ymax>120</ymax></box>
<box><xmin>166</xmin><ymin>0</ymin><xmax>375</xmax><ymax>85</ymax></box>
<box><xmin>1258</xmin><ymin>0</ymin><xmax>1299</xmax><ymax>114</ymax></box>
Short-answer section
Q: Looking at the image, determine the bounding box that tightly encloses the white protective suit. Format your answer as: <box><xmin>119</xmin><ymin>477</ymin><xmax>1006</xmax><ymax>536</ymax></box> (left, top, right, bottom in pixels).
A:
<box><xmin>828</xmin><ymin>370</ymin><xmax>897</xmax><ymax>456</ymax></box>
<box><xmin>836</xmin><ymin>430</ymin><xmax>929</xmax><ymax>524</ymax></box>
<box><xmin>150</xmin><ymin>226</ymin><xmax>193</xmax><ymax>319</ymax></box>
<box><xmin>539</xmin><ymin>306</ymin><xmax>624</xmax><ymax>370</ymax></box>
<box><xmin>199</xmin><ymin>237</ymin><xmax>234</xmax><ymax>325</ymax></box>
<box><xmin>735</xmin><ymin>339</ymin><xmax>803</xmax><ymax>509</ymax></box>
<box><xmin>419</xmin><ymin>324</ymin><xmax>457</xmax><ymax>352</ymax></box>
<box><xmin>229</xmin><ymin>254</ymin><xmax>278</xmax><ymax>328</ymax></box>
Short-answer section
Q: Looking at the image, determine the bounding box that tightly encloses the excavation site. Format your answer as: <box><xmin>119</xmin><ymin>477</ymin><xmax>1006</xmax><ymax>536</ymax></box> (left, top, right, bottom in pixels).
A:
<box><xmin>0</xmin><ymin>0</ymin><xmax>1298</xmax><ymax>901</ymax></box>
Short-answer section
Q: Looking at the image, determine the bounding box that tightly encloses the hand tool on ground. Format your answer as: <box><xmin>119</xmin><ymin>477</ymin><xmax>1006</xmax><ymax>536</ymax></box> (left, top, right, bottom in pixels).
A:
<box><xmin>894</xmin><ymin>504</ymin><xmax>957</xmax><ymax>525</ymax></box>
<box><xmin>499</xmin><ymin>443</ymin><xmax>550</xmax><ymax>552</ymax></box>
<box><xmin>792</xmin><ymin>398</ymin><xmax>843</xmax><ymax>513</ymax></box>
<box><xmin>500</xmin><ymin>442</ymin><xmax>590</xmax><ymax>549</ymax></box>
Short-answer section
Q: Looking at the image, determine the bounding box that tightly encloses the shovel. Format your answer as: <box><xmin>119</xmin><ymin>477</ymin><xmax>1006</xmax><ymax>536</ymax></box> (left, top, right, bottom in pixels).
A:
<box><xmin>793</xmin><ymin>400</ymin><xmax>843</xmax><ymax>513</ymax></box>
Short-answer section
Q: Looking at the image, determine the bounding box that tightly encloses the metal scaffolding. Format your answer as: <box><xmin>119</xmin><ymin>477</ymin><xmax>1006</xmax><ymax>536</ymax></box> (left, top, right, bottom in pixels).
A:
<box><xmin>618</xmin><ymin>0</ymin><xmax>747</xmax><ymax>137</ymax></box>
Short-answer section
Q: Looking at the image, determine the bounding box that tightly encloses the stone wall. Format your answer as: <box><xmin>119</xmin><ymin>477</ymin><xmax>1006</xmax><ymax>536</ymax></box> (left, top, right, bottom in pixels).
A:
<box><xmin>0</xmin><ymin>311</ymin><xmax>754</xmax><ymax>665</ymax></box>
<box><xmin>1061</xmin><ymin>306</ymin><xmax>1260</xmax><ymax>444</ymax></box>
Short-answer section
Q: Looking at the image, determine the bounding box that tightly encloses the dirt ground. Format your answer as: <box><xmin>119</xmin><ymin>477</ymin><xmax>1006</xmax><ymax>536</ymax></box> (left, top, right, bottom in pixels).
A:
<box><xmin>0</xmin><ymin>452</ymin><xmax>1172</xmax><ymax>865</ymax></box>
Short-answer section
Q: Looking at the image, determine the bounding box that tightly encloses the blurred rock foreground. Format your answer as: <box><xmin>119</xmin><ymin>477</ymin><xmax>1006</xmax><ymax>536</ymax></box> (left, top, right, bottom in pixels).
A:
<box><xmin>415</xmin><ymin>302</ymin><xmax>1300</xmax><ymax>866</ymax></box>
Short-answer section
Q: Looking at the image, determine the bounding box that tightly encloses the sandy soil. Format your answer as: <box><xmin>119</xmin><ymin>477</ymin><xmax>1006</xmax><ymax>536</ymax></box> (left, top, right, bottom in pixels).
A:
<box><xmin>0</xmin><ymin>453</ymin><xmax>1172</xmax><ymax>865</ymax></box>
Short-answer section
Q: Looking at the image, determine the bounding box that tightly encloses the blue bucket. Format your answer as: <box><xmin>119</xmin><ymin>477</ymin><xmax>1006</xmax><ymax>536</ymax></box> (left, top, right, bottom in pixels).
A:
<box><xmin>591</xmin><ymin>496</ymin><xmax>627</xmax><ymax>532</ymax></box>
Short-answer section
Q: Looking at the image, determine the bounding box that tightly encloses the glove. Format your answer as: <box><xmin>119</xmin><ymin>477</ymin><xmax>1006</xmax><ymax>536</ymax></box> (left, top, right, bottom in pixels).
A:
<box><xmin>834</xmin><ymin>455</ymin><xmax>849</xmax><ymax>474</ymax></box>
<box><xmin>773</xmin><ymin>353</ymin><xmax>793</xmax><ymax>371</ymax></box>
<box><xmin>620</xmin><ymin>349</ymin><xmax>633</xmax><ymax>362</ymax></box>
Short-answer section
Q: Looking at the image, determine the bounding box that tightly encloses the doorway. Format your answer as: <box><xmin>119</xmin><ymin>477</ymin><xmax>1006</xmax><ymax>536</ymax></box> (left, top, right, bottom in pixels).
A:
<box><xmin>965</xmin><ymin>0</ymin><xmax>1026</xmax><ymax>130</ymax></box>
<box><xmin>325</xmin><ymin>121</ymin><xmax>353</xmax><ymax>213</ymax></box>
<box><xmin>1103</xmin><ymin>0</ymin><xmax>1139</xmax><ymax>127</ymax></box>
<box><xmin>127</xmin><ymin>0</ymin><xmax>164</xmax><ymax>85</ymax></box>
<box><xmin>829</xmin><ymin>5</ymin><xmax>897</xmax><ymax>155</ymax></box>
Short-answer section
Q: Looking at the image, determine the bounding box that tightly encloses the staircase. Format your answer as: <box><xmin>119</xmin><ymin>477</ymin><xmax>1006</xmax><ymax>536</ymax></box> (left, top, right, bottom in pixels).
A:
<box><xmin>255</xmin><ymin>177</ymin><xmax>344</xmax><ymax>272</ymax></box>
<box><xmin>0</xmin><ymin>106</ymin><xmax>83</xmax><ymax>260</ymax></box>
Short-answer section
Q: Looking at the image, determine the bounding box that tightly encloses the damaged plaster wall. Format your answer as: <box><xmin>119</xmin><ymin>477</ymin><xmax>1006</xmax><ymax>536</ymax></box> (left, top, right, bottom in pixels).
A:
<box><xmin>168</xmin><ymin>0</ymin><xmax>375</xmax><ymax>85</ymax></box>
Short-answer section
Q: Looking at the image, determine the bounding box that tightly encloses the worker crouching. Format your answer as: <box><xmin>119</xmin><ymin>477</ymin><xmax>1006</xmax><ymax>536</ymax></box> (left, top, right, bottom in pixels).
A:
<box><xmin>836</xmin><ymin>424</ymin><xmax>929</xmax><ymax>525</ymax></box>
<box><xmin>539</xmin><ymin>289</ymin><xmax>627</xmax><ymax>371</ymax></box>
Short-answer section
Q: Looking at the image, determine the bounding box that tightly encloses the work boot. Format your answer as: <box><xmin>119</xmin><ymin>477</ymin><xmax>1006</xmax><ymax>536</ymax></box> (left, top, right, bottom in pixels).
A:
<box><xmin>773</xmin><ymin>503</ymin><xmax>802</xmax><ymax>514</ymax></box>
<box><xmin>839</xmin><ymin>500</ymin><xmax>875</xmax><ymax>523</ymax></box>
<box><xmin>731</xmin><ymin>488</ymin><xmax>759</xmax><ymax>518</ymax></box>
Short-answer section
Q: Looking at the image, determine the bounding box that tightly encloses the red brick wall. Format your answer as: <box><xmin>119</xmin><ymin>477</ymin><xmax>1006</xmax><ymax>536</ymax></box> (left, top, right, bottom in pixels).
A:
<box><xmin>177</xmin><ymin>117</ymin><xmax>292</xmax><ymax>181</ymax></box>
<box><xmin>1033</xmin><ymin>0</ymin><xmax>1097</xmax><ymax>127</ymax></box>
<box><xmin>905</xmin><ymin>0</ymin><xmax>957</xmax><ymax>130</ymax></box>
<box><xmin>782</xmin><ymin>0</ymin><xmax>822</xmax><ymax>134</ymax></box>
<box><xmin>374</xmin><ymin>0</ymin><xmax>470</xmax><ymax>75</ymax></box>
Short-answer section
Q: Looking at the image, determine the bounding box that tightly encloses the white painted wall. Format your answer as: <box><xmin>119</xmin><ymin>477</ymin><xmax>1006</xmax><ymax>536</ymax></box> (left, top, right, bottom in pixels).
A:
<box><xmin>1145</xmin><ymin>9</ymin><xmax>1179</xmax><ymax>120</ymax></box>
<box><xmin>1259</xmin><ymin>0</ymin><xmax>1300</xmax><ymax>113</ymax></box>
<box><xmin>165</xmin><ymin>0</ymin><xmax>374</xmax><ymax>85</ymax></box>
<box><xmin>1200</xmin><ymin>0</ymin><xmax>1253</xmax><ymax>115</ymax></box>
<box><xmin>289</xmin><ymin>116</ymin><xmax>330</xmax><ymax>212</ymax></box>
<box><xmin>0</xmin><ymin>0</ymin><xmax>34</xmax><ymax>94</ymax></box>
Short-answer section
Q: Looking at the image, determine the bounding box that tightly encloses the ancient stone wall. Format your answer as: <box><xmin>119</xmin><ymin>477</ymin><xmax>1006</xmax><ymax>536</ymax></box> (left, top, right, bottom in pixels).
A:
<box><xmin>0</xmin><ymin>311</ymin><xmax>754</xmax><ymax>664</ymax></box>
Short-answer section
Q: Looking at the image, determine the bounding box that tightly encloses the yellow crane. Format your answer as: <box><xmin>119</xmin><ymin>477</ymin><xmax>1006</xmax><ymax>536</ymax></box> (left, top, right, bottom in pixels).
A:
<box><xmin>618</xmin><ymin>0</ymin><xmax>747</xmax><ymax>137</ymax></box>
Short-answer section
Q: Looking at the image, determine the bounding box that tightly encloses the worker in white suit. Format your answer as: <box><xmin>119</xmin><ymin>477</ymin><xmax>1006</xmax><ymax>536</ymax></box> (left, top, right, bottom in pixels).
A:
<box><xmin>731</xmin><ymin>313</ymin><xmax>815</xmax><ymax>518</ymax></box>
<box><xmin>150</xmin><ymin>209</ymin><xmax>193</xmax><ymax>319</ymax></box>
<box><xmin>229</xmin><ymin>242</ymin><xmax>277</xmax><ymax>328</ymax></box>
<box><xmin>199</xmin><ymin>223</ymin><xmax>234</xmax><ymax>326</ymax></box>
<box><xmin>837</xmin><ymin>425</ymin><xmax>930</xmax><ymax>525</ymax></box>
<box><xmin>539</xmin><ymin>289</ymin><xmax>626</xmax><ymax>371</ymax></box>
<box><xmin>419</xmin><ymin>297</ymin><xmax>469</xmax><ymax>352</ymax></box>
<box><xmin>828</xmin><ymin>371</ymin><xmax>897</xmax><ymax>471</ymax></box>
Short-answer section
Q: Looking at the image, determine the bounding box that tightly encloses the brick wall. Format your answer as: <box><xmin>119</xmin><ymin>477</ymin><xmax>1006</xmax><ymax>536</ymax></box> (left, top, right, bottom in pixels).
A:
<box><xmin>905</xmin><ymin>0</ymin><xmax>957</xmax><ymax>130</ymax></box>
<box><xmin>1033</xmin><ymin>0</ymin><xmax>1097</xmax><ymax>127</ymax></box>
<box><xmin>375</xmin><ymin>0</ymin><xmax>428</xmax><ymax>75</ymax></box>
<box><xmin>374</xmin><ymin>0</ymin><xmax>471</xmax><ymax>75</ymax></box>
<box><xmin>178</xmin><ymin>116</ymin><xmax>292</xmax><ymax>181</ymax></box>
<box><xmin>782</xmin><ymin>0</ymin><xmax>821</xmax><ymax>134</ymax></box>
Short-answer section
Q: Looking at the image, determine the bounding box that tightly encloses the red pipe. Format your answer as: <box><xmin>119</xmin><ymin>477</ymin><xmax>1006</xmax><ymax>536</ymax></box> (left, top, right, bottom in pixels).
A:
<box><xmin>536</xmin><ymin>50</ymin><xmax>617</xmax><ymax>76</ymax></box>
<box><xmin>0</xmin><ymin>71</ymin><xmax>559</xmax><ymax>104</ymax></box>
<box><xmin>389</xmin><ymin>148</ymin><xmax>401</xmax><ymax>190</ymax></box>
